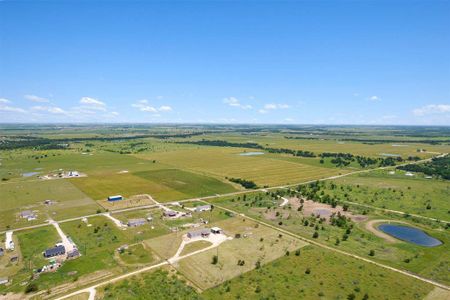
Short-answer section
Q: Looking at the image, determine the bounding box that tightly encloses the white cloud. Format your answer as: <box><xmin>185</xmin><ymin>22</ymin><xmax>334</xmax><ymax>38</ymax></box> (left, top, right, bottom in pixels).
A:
<box><xmin>0</xmin><ymin>98</ymin><xmax>11</xmax><ymax>104</ymax></box>
<box><xmin>110</xmin><ymin>111</ymin><xmax>119</xmax><ymax>116</ymax></box>
<box><xmin>223</xmin><ymin>97</ymin><xmax>252</xmax><ymax>109</ymax></box>
<box><xmin>259</xmin><ymin>103</ymin><xmax>290</xmax><ymax>114</ymax></box>
<box><xmin>24</xmin><ymin>94</ymin><xmax>49</xmax><ymax>103</ymax></box>
<box><xmin>369</xmin><ymin>96</ymin><xmax>381</xmax><ymax>102</ymax></box>
<box><xmin>32</xmin><ymin>106</ymin><xmax>67</xmax><ymax>114</ymax></box>
<box><xmin>79</xmin><ymin>97</ymin><xmax>106</xmax><ymax>111</ymax></box>
<box><xmin>158</xmin><ymin>105</ymin><xmax>172</xmax><ymax>112</ymax></box>
<box><xmin>132</xmin><ymin>100</ymin><xmax>172</xmax><ymax>113</ymax></box>
<box><xmin>0</xmin><ymin>105</ymin><xmax>26</xmax><ymax>113</ymax></box>
<box><xmin>413</xmin><ymin>104</ymin><xmax>450</xmax><ymax>116</ymax></box>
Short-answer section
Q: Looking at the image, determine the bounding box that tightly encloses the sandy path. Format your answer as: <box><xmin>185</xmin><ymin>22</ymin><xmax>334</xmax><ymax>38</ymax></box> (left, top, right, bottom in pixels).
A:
<box><xmin>364</xmin><ymin>219</ymin><xmax>410</xmax><ymax>243</ymax></box>
<box><xmin>50</xmin><ymin>220</ymin><xmax>76</xmax><ymax>253</ymax></box>
<box><xmin>103</xmin><ymin>213</ymin><xmax>126</xmax><ymax>229</ymax></box>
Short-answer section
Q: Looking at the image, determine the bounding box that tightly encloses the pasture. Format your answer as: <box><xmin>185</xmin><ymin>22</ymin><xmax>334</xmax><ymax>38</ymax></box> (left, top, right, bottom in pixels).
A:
<box><xmin>202</xmin><ymin>245</ymin><xmax>435</xmax><ymax>300</ymax></box>
<box><xmin>70</xmin><ymin>168</ymin><xmax>236</xmax><ymax>202</ymax></box>
<box><xmin>331</xmin><ymin>170</ymin><xmax>450</xmax><ymax>221</ymax></box>
<box><xmin>0</xmin><ymin>179</ymin><xmax>99</xmax><ymax>231</ymax></box>
<box><xmin>210</xmin><ymin>193</ymin><xmax>450</xmax><ymax>285</ymax></box>
<box><xmin>174</xmin><ymin>217</ymin><xmax>307</xmax><ymax>290</ymax></box>
<box><xmin>136</xmin><ymin>147</ymin><xmax>347</xmax><ymax>187</ymax></box>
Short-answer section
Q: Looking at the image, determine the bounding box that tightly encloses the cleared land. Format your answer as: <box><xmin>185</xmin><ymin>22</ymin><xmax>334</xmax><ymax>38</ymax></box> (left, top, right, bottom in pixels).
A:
<box><xmin>202</xmin><ymin>245</ymin><xmax>435</xmax><ymax>300</ymax></box>
<box><xmin>71</xmin><ymin>168</ymin><xmax>236</xmax><ymax>202</ymax></box>
<box><xmin>136</xmin><ymin>147</ymin><xmax>347</xmax><ymax>187</ymax></box>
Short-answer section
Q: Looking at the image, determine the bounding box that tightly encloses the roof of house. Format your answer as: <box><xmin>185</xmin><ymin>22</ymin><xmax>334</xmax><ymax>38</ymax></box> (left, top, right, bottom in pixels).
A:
<box><xmin>20</xmin><ymin>210</ymin><xmax>34</xmax><ymax>217</ymax></box>
<box><xmin>196</xmin><ymin>205</ymin><xmax>211</xmax><ymax>210</ymax></box>
<box><xmin>188</xmin><ymin>229</ymin><xmax>210</xmax><ymax>236</ymax></box>
<box><xmin>211</xmin><ymin>227</ymin><xmax>222</xmax><ymax>231</ymax></box>
<box><xmin>44</xmin><ymin>245</ymin><xmax>65</xmax><ymax>257</ymax></box>
<box><xmin>128</xmin><ymin>218</ymin><xmax>146</xmax><ymax>225</ymax></box>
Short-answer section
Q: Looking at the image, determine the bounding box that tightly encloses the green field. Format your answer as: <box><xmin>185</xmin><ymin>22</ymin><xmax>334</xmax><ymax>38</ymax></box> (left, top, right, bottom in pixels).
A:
<box><xmin>202</xmin><ymin>245</ymin><xmax>435</xmax><ymax>300</ymax></box>
<box><xmin>137</xmin><ymin>147</ymin><xmax>348</xmax><ymax>187</ymax></box>
<box><xmin>175</xmin><ymin>217</ymin><xmax>307</xmax><ymax>290</ymax></box>
<box><xmin>331</xmin><ymin>170</ymin><xmax>450</xmax><ymax>221</ymax></box>
<box><xmin>70</xmin><ymin>168</ymin><xmax>236</xmax><ymax>202</ymax></box>
<box><xmin>210</xmin><ymin>192</ymin><xmax>450</xmax><ymax>285</ymax></box>
<box><xmin>0</xmin><ymin>179</ymin><xmax>99</xmax><ymax>230</ymax></box>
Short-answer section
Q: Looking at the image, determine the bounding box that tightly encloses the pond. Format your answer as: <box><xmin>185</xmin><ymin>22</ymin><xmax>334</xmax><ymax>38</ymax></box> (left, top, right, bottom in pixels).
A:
<box><xmin>22</xmin><ymin>171</ymin><xmax>40</xmax><ymax>177</ymax></box>
<box><xmin>378</xmin><ymin>224</ymin><xmax>442</xmax><ymax>247</ymax></box>
<box><xmin>379</xmin><ymin>153</ymin><xmax>401</xmax><ymax>157</ymax></box>
<box><xmin>238</xmin><ymin>152</ymin><xmax>265</xmax><ymax>156</ymax></box>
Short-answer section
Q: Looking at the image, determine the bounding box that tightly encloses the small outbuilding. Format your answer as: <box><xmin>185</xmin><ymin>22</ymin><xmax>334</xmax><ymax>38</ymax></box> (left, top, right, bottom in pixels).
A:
<box><xmin>0</xmin><ymin>278</ymin><xmax>8</xmax><ymax>285</ymax></box>
<box><xmin>187</xmin><ymin>229</ymin><xmax>210</xmax><ymax>239</ymax></box>
<box><xmin>195</xmin><ymin>205</ymin><xmax>211</xmax><ymax>212</ymax></box>
<box><xmin>20</xmin><ymin>210</ymin><xmax>36</xmax><ymax>220</ymax></box>
<box><xmin>108</xmin><ymin>195</ymin><xmax>123</xmax><ymax>202</ymax></box>
<box><xmin>127</xmin><ymin>218</ymin><xmax>146</xmax><ymax>227</ymax></box>
<box><xmin>164</xmin><ymin>210</ymin><xmax>177</xmax><ymax>218</ymax></box>
<box><xmin>211</xmin><ymin>227</ymin><xmax>222</xmax><ymax>234</ymax></box>
<box><xmin>44</xmin><ymin>245</ymin><xmax>66</xmax><ymax>258</ymax></box>
<box><xmin>67</xmin><ymin>249</ymin><xmax>80</xmax><ymax>259</ymax></box>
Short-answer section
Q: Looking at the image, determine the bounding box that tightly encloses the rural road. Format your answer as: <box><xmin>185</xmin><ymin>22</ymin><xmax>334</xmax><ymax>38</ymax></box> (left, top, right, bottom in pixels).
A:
<box><xmin>56</xmin><ymin>233</ymin><xmax>229</xmax><ymax>300</ymax></box>
<box><xmin>206</xmin><ymin>202</ymin><xmax>450</xmax><ymax>291</ymax></box>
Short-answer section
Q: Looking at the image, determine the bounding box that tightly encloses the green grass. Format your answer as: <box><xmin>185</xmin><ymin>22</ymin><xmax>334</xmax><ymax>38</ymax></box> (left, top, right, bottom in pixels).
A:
<box><xmin>118</xmin><ymin>244</ymin><xmax>154</xmax><ymax>265</ymax></box>
<box><xmin>202</xmin><ymin>245</ymin><xmax>434</xmax><ymax>300</ymax></box>
<box><xmin>179</xmin><ymin>240</ymin><xmax>212</xmax><ymax>256</ymax></box>
<box><xmin>332</xmin><ymin>170</ymin><xmax>450</xmax><ymax>221</ymax></box>
<box><xmin>0</xmin><ymin>179</ymin><xmax>100</xmax><ymax>230</ymax></box>
<box><xmin>136</xmin><ymin>147</ymin><xmax>347</xmax><ymax>187</ymax></box>
<box><xmin>99</xmin><ymin>268</ymin><xmax>201</xmax><ymax>300</ymax></box>
<box><xmin>71</xmin><ymin>168</ymin><xmax>236</xmax><ymax>202</ymax></box>
<box><xmin>210</xmin><ymin>193</ymin><xmax>450</xmax><ymax>285</ymax></box>
<box><xmin>175</xmin><ymin>217</ymin><xmax>307</xmax><ymax>290</ymax></box>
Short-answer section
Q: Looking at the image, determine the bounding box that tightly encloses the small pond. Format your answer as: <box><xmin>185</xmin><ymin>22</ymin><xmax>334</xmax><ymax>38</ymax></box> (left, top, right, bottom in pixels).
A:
<box><xmin>378</xmin><ymin>224</ymin><xmax>442</xmax><ymax>247</ymax></box>
<box><xmin>379</xmin><ymin>153</ymin><xmax>401</xmax><ymax>157</ymax></box>
<box><xmin>22</xmin><ymin>172</ymin><xmax>40</xmax><ymax>177</ymax></box>
<box><xmin>239</xmin><ymin>152</ymin><xmax>265</xmax><ymax>156</ymax></box>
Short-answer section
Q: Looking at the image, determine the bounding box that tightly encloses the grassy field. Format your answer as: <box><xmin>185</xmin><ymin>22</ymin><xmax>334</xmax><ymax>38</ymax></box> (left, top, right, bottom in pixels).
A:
<box><xmin>117</xmin><ymin>243</ymin><xmax>154</xmax><ymax>265</ymax></box>
<box><xmin>98</xmin><ymin>267</ymin><xmax>201</xmax><ymax>300</ymax></box>
<box><xmin>70</xmin><ymin>168</ymin><xmax>236</xmax><ymax>202</ymax></box>
<box><xmin>331</xmin><ymin>170</ymin><xmax>450</xmax><ymax>221</ymax></box>
<box><xmin>0</xmin><ymin>179</ymin><xmax>100</xmax><ymax>230</ymax></box>
<box><xmin>202</xmin><ymin>245</ymin><xmax>435</xmax><ymax>300</ymax></box>
<box><xmin>209</xmin><ymin>193</ymin><xmax>450</xmax><ymax>285</ymax></box>
<box><xmin>175</xmin><ymin>217</ymin><xmax>307</xmax><ymax>290</ymax></box>
<box><xmin>136</xmin><ymin>147</ymin><xmax>348</xmax><ymax>187</ymax></box>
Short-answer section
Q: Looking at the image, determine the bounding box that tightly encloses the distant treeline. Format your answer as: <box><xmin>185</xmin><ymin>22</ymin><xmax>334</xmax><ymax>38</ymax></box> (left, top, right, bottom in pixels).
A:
<box><xmin>177</xmin><ymin>139</ymin><xmax>316</xmax><ymax>157</ymax></box>
<box><xmin>0</xmin><ymin>132</ymin><xmax>204</xmax><ymax>150</ymax></box>
<box><xmin>228</xmin><ymin>177</ymin><xmax>258</xmax><ymax>189</ymax></box>
<box><xmin>284</xmin><ymin>136</ymin><xmax>447</xmax><ymax>145</ymax></box>
<box><xmin>319</xmin><ymin>152</ymin><xmax>420</xmax><ymax>168</ymax></box>
<box><xmin>397</xmin><ymin>155</ymin><xmax>450</xmax><ymax>180</ymax></box>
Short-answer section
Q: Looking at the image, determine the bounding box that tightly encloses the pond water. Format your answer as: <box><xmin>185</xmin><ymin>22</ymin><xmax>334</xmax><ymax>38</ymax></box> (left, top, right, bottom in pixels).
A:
<box><xmin>379</xmin><ymin>153</ymin><xmax>401</xmax><ymax>157</ymax></box>
<box><xmin>378</xmin><ymin>224</ymin><xmax>442</xmax><ymax>247</ymax></box>
<box><xmin>239</xmin><ymin>152</ymin><xmax>265</xmax><ymax>156</ymax></box>
<box><xmin>22</xmin><ymin>172</ymin><xmax>40</xmax><ymax>177</ymax></box>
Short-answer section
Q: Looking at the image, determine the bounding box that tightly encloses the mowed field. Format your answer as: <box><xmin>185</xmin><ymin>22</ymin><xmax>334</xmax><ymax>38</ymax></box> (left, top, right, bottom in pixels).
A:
<box><xmin>173</xmin><ymin>217</ymin><xmax>307</xmax><ymax>290</ymax></box>
<box><xmin>136</xmin><ymin>147</ymin><xmax>347</xmax><ymax>187</ymax></box>
<box><xmin>0</xmin><ymin>179</ymin><xmax>100</xmax><ymax>230</ymax></box>
<box><xmin>189</xmin><ymin>133</ymin><xmax>450</xmax><ymax>157</ymax></box>
<box><xmin>70</xmin><ymin>168</ymin><xmax>237</xmax><ymax>202</ymax></box>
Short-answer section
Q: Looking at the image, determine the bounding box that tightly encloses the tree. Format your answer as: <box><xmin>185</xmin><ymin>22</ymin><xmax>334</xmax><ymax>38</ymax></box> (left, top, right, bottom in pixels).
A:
<box><xmin>295</xmin><ymin>249</ymin><xmax>301</xmax><ymax>256</ymax></box>
<box><xmin>25</xmin><ymin>283</ymin><xmax>38</xmax><ymax>293</ymax></box>
<box><xmin>305</xmin><ymin>268</ymin><xmax>311</xmax><ymax>274</ymax></box>
<box><xmin>313</xmin><ymin>231</ymin><xmax>319</xmax><ymax>238</ymax></box>
<box><xmin>369</xmin><ymin>250</ymin><xmax>375</xmax><ymax>256</ymax></box>
<box><xmin>212</xmin><ymin>255</ymin><xmax>218</xmax><ymax>265</ymax></box>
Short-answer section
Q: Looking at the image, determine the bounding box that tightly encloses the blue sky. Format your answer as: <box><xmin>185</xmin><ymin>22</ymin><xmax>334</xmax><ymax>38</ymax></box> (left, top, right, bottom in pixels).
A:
<box><xmin>1</xmin><ymin>0</ymin><xmax>449</xmax><ymax>125</ymax></box>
